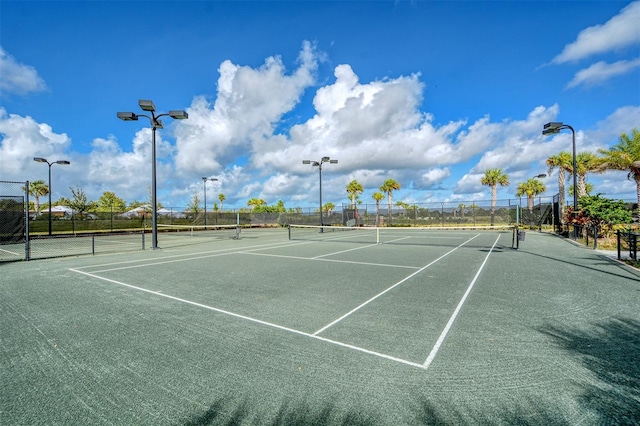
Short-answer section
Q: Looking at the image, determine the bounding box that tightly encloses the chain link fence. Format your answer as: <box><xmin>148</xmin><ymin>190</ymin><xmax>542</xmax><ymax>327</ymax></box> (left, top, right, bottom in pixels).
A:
<box><xmin>337</xmin><ymin>197</ymin><xmax>557</xmax><ymax>228</ymax></box>
<box><xmin>4</xmin><ymin>192</ymin><xmax>638</xmax><ymax>261</ymax></box>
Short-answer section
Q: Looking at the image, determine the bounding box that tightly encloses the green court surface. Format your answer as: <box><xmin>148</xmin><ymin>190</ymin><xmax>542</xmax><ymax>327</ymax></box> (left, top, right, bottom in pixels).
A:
<box><xmin>2</xmin><ymin>228</ymin><xmax>639</xmax><ymax>424</ymax></box>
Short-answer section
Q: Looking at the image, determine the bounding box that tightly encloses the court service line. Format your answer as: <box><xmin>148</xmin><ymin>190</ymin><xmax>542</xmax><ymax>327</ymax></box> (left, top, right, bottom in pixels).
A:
<box><xmin>422</xmin><ymin>235</ymin><xmax>501</xmax><ymax>370</ymax></box>
<box><xmin>312</xmin><ymin>243</ymin><xmax>381</xmax><ymax>259</ymax></box>
<box><xmin>241</xmin><ymin>251</ymin><xmax>420</xmax><ymax>269</ymax></box>
<box><xmin>312</xmin><ymin>234</ymin><xmax>481</xmax><ymax>336</ymax></box>
<box><xmin>74</xmin><ymin>240</ymin><xmax>316</xmax><ymax>273</ymax></box>
<box><xmin>68</xmin><ymin>268</ymin><xmax>425</xmax><ymax>370</ymax></box>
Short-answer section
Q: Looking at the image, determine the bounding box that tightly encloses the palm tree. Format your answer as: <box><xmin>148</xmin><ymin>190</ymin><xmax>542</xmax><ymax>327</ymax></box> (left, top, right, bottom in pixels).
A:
<box><xmin>218</xmin><ymin>193</ymin><xmax>226</xmax><ymax>212</ymax></box>
<box><xmin>28</xmin><ymin>180</ymin><xmax>49</xmax><ymax>216</ymax></box>
<box><xmin>546</xmin><ymin>151</ymin><xmax>573</xmax><ymax>228</ymax></box>
<box><xmin>575</xmin><ymin>152</ymin><xmax>602</xmax><ymax>198</ymax></box>
<box><xmin>346</xmin><ymin>180</ymin><xmax>363</xmax><ymax>209</ymax></box>
<box><xmin>481</xmin><ymin>168</ymin><xmax>509</xmax><ymax>225</ymax></box>
<box><xmin>372</xmin><ymin>191</ymin><xmax>385</xmax><ymax>226</ymax></box>
<box><xmin>322</xmin><ymin>202</ymin><xmax>335</xmax><ymax>217</ymax></box>
<box><xmin>380</xmin><ymin>179</ymin><xmax>400</xmax><ymax>226</ymax></box>
<box><xmin>396</xmin><ymin>201</ymin><xmax>409</xmax><ymax>217</ymax></box>
<box><xmin>458</xmin><ymin>203</ymin><xmax>466</xmax><ymax>218</ymax></box>
<box><xmin>598</xmin><ymin>128</ymin><xmax>640</xmax><ymax>214</ymax></box>
<box><xmin>247</xmin><ymin>198</ymin><xmax>266</xmax><ymax>210</ymax></box>
<box><xmin>516</xmin><ymin>178</ymin><xmax>546</xmax><ymax>213</ymax></box>
<box><xmin>568</xmin><ymin>182</ymin><xmax>594</xmax><ymax>198</ymax></box>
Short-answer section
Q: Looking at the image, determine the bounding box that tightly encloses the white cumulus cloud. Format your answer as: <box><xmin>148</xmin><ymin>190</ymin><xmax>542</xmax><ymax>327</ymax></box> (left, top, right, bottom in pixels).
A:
<box><xmin>174</xmin><ymin>41</ymin><xmax>319</xmax><ymax>176</ymax></box>
<box><xmin>566</xmin><ymin>59</ymin><xmax>640</xmax><ymax>88</ymax></box>
<box><xmin>0</xmin><ymin>47</ymin><xmax>47</xmax><ymax>96</ymax></box>
<box><xmin>0</xmin><ymin>108</ymin><xmax>70</xmax><ymax>178</ymax></box>
<box><xmin>551</xmin><ymin>1</ymin><xmax>640</xmax><ymax>64</ymax></box>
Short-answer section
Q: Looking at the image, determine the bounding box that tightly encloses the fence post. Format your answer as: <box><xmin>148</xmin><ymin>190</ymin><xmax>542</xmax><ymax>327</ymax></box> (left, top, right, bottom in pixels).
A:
<box><xmin>617</xmin><ymin>230</ymin><xmax>621</xmax><ymax>260</ymax></box>
<box><xmin>25</xmin><ymin>180</ymin><xmax>31</xmax><ymax>261</ymax></box>
<box><xmin>91</xmin><ymin>235</ymin><xmax>95</xmax><ymax>255</ymax></box>
<box><xmin>593</xmin><ymin>225</ymin><xmax>597</xmax><ymax>250</ymax></box>
<box><xmin>585</xmin><ymin>226</ymin><xmax>589</xmax><ymax>247</ymax></box>
<box><xmin>142</xmin><ymin>230</ymin><xmax>145</xmax><ymax>250</ymax></box>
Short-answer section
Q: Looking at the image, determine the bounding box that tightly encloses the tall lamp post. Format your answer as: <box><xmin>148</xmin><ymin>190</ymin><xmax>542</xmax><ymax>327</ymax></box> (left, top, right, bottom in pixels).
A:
<box><xmin>118</xmin><ymin>100</ymin><xmax>188</xmax><ymax>249</ymax></box>
<box><xmin>202</xmin><ymin>177</ymin><xmax>218</xmax><ymax>226</ymax></box>
<box><xmin>542</xmin><ymin>122</ymin><xmax>577</xmax><ymax>239</ymax></box>
<box><xmin>302</xmin><ymin>156</ymin><xmax>338</xmax><ymax>229</ymax></box>
<box><xmin>33</xmin><ymin>157</ymin><xmax>70</xmax><ymax>236</ymax></box>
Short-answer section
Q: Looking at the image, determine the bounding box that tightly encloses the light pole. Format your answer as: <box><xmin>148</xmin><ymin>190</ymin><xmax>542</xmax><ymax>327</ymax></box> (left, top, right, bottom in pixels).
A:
<box><xmin>303</xmin><ymin>156</ymin><xmax>338</xmax><ymax>229</ymax></box>
<box><xmin>202</xmin><ymin>177</ymin><xmax>218</xmax><ymax>226</ymax></box>
<box><xmin>543</xmin><ymin>121</ymin><xmax>577</xmax><ymax>239</ymax></box>
<box><xmin>33</xmin><ymin>157</ymin><xmax>70</xmax><ymax>236</ymax></box>
<box><xmin>118</xmin><ymin>100</ymin><xmax>188</xmax><ymax>249</ymax></box>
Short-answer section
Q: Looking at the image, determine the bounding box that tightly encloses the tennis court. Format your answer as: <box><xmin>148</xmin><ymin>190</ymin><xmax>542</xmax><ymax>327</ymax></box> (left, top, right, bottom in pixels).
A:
<box><xmin>2</xmin><ymin>227</ymin><xmax>639</xmax><ymax>424</ymax></box>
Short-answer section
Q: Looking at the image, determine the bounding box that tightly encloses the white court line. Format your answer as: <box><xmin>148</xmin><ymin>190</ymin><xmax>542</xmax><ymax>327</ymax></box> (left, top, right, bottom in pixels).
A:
<box><xmin>74</xmin><ymin>240</ymin><xmax>315</xmax><ymax>273</ymax></box>
<box><xmin>241</xmin><ymin>251</ymin><xmax>420</xmax><ymax>269</ymax></box>
<box><xmin>422</xmin><ymin>235</ymin><xmax>501</xmax><ymax>369</ymax></box>
<box><xmin>87</xmin><ymin>251</ymin><xmax>240</xmax><ymax>273</ymax></box>
<box><xmin>312</xmin><ymin>234</ymin><xmax>480</xmax><ymax>336</ymax></box>
<box><xmin>68</xmin><ymin>268</ymin><xmax>425</xmax><ymax>370</ymax></box>
<box><xmin>84</xmin><ymin>235</ymin><xmax>420</xmax><ymax>274</ymax></box>
<box><xmin>312</xmin><ymin>243</ymin><xmax>380</xmax><ymax>259</ymax></box>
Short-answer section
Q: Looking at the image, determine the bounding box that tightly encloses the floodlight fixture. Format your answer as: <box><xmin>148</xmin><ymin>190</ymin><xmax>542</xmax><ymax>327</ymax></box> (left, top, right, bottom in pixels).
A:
<box><xmin>202</xmin><ymin>177</ymin><xmax>219</xmax><ymax>226</ymax></box>
<box><xmin>33</xmin><ymin>156</ymin><xmax>70</xmax><ymax>235</ymax></box>
<box><xmin>169</xmin><ymin>110</ymin><xmax>189</xmax><ymax>120</ymax></box>
<box><xmin>117</xmin><ymin>112</ymin><xmax>138</xmax><ymax>121</ymax></box>
<box><xmin>533</xmin><ymin>174</ymin><xmax>546</xmax><ymax>178</ymax></box>
<box><xmin>542</xmin><ymin>122</ymin><xmax>564</xmax><ymax>135</ymax></box>
<box><xmin>117</xmin><ymin>99</ymin><xmax>189</xmax><ymax>249</ymax></box>
<box><xmin>138</xmin><ymin>99</ymin><xmax>156</xmax><ymax>112</ymax></box>
<box><xmin>303</xmin><ymin>156</ymin><xmax>338</xmax><ymax>229</ymax></box>
<box><xmin>542</xmin><ymin>121</ymin><xmax>578</xmax><ymax>239</ymax></box>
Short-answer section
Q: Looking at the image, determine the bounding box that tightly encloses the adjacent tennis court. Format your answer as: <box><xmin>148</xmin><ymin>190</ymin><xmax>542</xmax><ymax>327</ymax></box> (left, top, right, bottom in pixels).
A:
<box><xmin>2</xmin><ymin>227</ymin><xmax>639</xmax><ymax>424</ymax></box>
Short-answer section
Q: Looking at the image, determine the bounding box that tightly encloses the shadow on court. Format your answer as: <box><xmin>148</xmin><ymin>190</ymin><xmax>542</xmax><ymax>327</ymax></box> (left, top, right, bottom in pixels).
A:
<box><xmin>182</xmin><ymin>393</ymin><xmax>573</xmax><ymax>425</ymax></box>
<box><xmin>539</xmin><ymin>317</ymin><xmax>640</xmax><ymax>424</ymax></box>
<box><xmin>517</xmin><ymin>244</ymin><xmax>640</xmax><ymax>283</ymax></box>
<box><xmin>183</xmin><ymin>398</ymin><xmax>378</xmax><ymax>426</ymax></box>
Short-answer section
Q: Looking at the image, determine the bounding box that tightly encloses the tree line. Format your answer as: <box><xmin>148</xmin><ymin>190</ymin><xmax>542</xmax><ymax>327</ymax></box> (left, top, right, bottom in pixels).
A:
<box><xmin>28</xmin><ymin>128</ymin><xmax>639</xmax><ymax>227</ymax></box>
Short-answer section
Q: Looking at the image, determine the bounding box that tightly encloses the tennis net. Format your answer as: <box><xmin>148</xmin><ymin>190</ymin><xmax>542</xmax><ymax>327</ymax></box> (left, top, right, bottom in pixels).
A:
<box><xmin>288</xmin><ymin>224</ymin><xmax>519</xmax><ymax>248</ymax></box>
<box><xmin>157</xmin><ymin>224</ymin><xmax>243</xmax><ymax>240</ymax></box>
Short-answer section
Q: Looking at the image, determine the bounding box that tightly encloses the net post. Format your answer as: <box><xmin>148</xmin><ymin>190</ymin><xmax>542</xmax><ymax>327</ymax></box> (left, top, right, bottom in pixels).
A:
<box><xmin>92</xmin><ymin>235</ymin><xmax>95</xmax><ymax>255</ymax></box>
<box><xmin>142</xmin><ymin>230</ymin><xmax>145</xmax><ymax>250</ymax></box>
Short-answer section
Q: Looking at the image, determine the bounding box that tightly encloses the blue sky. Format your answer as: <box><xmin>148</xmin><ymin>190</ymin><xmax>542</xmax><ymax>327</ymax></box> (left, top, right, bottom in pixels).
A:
<box><xmin>1</xmin><ymin>0</ymin><xmax>639</xmax><ymax>210</ymax></box>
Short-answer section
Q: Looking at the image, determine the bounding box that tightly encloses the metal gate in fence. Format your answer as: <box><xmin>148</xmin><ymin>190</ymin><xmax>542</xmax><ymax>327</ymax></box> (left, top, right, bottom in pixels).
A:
<box><xmin>0</xmin><ymin>180</ymin><xmax>29</xmax><ymax>262</ymax></box>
